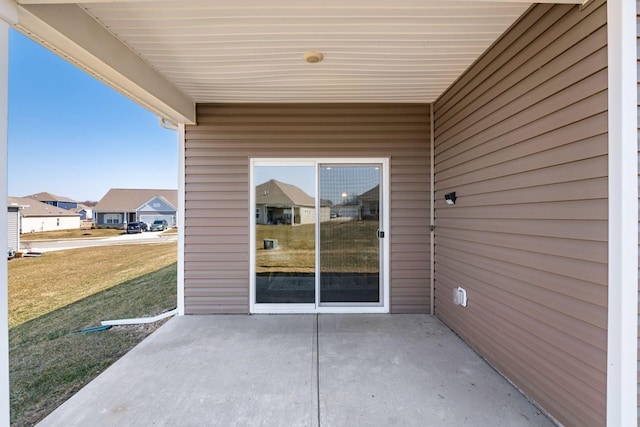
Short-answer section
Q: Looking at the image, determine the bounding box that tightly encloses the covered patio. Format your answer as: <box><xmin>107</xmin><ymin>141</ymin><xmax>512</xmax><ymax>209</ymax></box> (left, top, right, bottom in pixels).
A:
<box><xmin>38</xmin><ymin>314</ymin><xmax>554</xmax><ymax>426</ymax></box>
<box><xmin>0</xmin><ymin>0</ymin><xmax>637</xmax><ymax>426</ymax></box>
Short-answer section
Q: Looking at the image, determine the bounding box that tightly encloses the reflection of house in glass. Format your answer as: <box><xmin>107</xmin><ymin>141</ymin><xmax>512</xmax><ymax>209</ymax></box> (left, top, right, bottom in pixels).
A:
<box><xmin>329</xmin><ymin>185</ymin><xmax>380</xmax><ymax>221</ymax></box>
<box><xmin>256</xmin><ymin>179</ymin><xmax>330</xmax><ymax>225</ymax></box>
<box><xmin>357</xmin><ymin>185</ymin><xmax>380</xmax><ymax>220</ymax></box>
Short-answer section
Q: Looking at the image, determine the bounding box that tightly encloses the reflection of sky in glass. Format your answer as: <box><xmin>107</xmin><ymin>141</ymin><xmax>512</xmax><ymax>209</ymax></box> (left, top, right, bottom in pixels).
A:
<box><xmin>320</xmin><ymin>165</ymin><xmax>380</xmax><ymax>204</ymax></box>
<box><xmin>255</xmin><ymin>166</ymin><xmax>315</xmax><ymax>197</ymax></box>
<box><xmin>254</xmin><ymin>165</ymin><xmax>380</xmax><ymax>204</ymax></box>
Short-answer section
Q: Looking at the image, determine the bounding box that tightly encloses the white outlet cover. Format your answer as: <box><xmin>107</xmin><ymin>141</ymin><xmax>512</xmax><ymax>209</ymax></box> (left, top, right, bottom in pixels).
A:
<box><xmin>458</xmin><ymin>287</ymin><xmax>467</xmax><ymax>307</ymax></box>
<box><xmin>453</xmin><ymin>287</ymin><xmax>467</xmax><ymax>307</ymax></box>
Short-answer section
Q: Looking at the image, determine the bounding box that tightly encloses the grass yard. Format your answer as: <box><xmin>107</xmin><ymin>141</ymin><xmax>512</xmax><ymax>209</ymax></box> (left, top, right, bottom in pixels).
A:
<box><xmin>20</xmin><ymin>228</ymin><xmax>124</xmax><ymax>241</ymax></box>
<box><xmin>9</xmin><ymin>243</ymin><xmax>177</xmax><ymax>328</ymax></box>
<box><xmin>10</xmin><ymin>262</ymin><xmax>177</xmax><ymax>426</ymax></box>
<box><xmin>255</xmin><ymin>220</ymin><xmax>379</xmax><ymax>273</ymax></box>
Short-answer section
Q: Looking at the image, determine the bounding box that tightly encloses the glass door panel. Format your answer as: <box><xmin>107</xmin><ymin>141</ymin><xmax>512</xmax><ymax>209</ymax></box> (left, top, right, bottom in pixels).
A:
<box><xmin>319</xmin><ymin>164</ymin><xmax>381</xmax><ymax>303</ymax></box>
<box><xmin>254</xmin><ymin>165</ymin><xmax>316</xmax><ymax>303</ymax></box>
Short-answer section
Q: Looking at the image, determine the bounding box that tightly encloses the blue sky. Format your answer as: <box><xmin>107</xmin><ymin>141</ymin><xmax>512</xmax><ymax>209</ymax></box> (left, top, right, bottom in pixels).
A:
<box><xmin>7</xmin><ymin>30</ymin><xmax>178</xmax><ymax>202</ymax></box>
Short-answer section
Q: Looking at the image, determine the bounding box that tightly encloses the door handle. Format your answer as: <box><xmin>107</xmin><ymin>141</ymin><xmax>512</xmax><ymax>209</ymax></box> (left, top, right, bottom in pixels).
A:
<box><xmin>377</xmin><ymin>230</ymin><xmax>385</xmax><ymax>239</ymax></box>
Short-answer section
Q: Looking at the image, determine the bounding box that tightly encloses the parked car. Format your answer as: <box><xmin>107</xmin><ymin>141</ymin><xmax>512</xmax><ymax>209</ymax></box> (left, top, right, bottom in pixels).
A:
<box><xmin>150</xmin><ymin>219</ymin><xmax>168</xmax><ymax>231</ymax></box>
<box><xmin>126</xmin><ymin>222</ymin><xmax>146</xmax><ymax>234</ymax></box>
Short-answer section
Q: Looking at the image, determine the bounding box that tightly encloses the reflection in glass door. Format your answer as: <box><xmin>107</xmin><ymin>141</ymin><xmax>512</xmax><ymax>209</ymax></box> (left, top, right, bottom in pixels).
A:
<box><xmin>319</xmin><ymin>164</ymin><xmax>381</xmax><ymax>304</ymax></box>
<box><xmin>254</xmin><ymin>165</ymin><xmax>316</xmax><ymax>303</ymax></box>
<box><xmin>252</xmin><ymin>159</ymin><xmax>386</xmax><ymax>311</ymax></box>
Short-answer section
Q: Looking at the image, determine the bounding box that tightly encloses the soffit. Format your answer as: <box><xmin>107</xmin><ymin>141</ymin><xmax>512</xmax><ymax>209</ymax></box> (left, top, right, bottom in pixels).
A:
<box><xmin>77</xmin><ymin>0</ymin><xmax>533</xmax><ymax>104</ymax></box>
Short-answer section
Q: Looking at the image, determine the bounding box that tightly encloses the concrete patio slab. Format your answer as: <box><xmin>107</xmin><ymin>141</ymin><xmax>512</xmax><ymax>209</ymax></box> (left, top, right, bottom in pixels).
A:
<box><xmin>318</xmin><ymin>315</ymin><xmax>553</xmax><ymax>426</ymax></box>
<box><xmin>37</xmin><ymin>314</ymin><xmax>555</xmax><ymax>427</ymax></box>
<box><xmin>38</xmin><ymin>315</ymin><xmax>318</xmax><ymax>427</ymax></box>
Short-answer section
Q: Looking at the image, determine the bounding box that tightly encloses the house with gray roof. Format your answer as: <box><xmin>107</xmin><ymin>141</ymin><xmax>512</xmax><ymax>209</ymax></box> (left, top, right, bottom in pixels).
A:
<box><xmin>9</xmin><ymin>196</ymin><xmax>80</xmax><ymax>233</ymax></box>
<box><xmin>93</xmin><ymin>188</ymin><xmax>177</xmax><ymax>228</ymax></box>
<box><xmin>70</xmin><ymin>204</ymin><xmax>92</xmax><ymax>221</ymax></box>
<box><xmin>256</xmin><ymin>180</ymin><xmax>329</xmax><ymax>225</ymax></box>
<box><xmin>26</xmin><ymin>192</ymin><xmax>78</xmax><ymax>211</ymax></box>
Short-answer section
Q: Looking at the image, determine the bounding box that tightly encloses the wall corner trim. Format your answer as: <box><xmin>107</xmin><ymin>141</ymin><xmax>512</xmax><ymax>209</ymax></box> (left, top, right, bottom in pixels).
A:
<box><xmin>0</xmin><ymin>19</ymin><xmax>10</xmax><ymax>427</ymax></box>
<box><xmin>177</xmin><ymin>124</ymin><xmax>186</xmax><ymax>315</ymax></box>
<box><xmin>606</xmin><ymin>0</ymin><xmax>638</xmax><ymax>425</ymax></box>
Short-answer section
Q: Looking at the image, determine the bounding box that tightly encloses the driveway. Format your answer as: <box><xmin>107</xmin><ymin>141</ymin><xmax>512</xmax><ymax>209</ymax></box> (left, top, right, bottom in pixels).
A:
<box><xmin>22</xmin><ymin>232</ymin><xmax>177</xmax><ymax>253</ymax></box>
<box><xmin>38</xmin><ymin>315</ymin><xmax>555</xmax><ymax>427</ymax></box>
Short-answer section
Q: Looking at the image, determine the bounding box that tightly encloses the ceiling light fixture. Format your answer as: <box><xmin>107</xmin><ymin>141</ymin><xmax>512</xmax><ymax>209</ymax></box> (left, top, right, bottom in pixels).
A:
<box><xmin>304</xmin><ymin>51</ymin><xmax>324</xmax><ymax>64</ymax></box>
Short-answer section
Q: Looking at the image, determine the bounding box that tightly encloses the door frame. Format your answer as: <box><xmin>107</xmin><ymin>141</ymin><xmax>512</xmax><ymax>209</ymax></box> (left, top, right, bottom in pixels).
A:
<box><xmin>249</xmin><ymin>157</ymin><xmax>390</xmax><ymax>314</ymax></box>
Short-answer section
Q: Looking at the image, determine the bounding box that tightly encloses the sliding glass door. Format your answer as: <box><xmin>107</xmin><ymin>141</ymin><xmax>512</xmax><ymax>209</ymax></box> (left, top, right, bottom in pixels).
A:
<box><xmin>251</xmin><ymin>159</ymin><xmax>388</xmax><ymax>312</ymax></box>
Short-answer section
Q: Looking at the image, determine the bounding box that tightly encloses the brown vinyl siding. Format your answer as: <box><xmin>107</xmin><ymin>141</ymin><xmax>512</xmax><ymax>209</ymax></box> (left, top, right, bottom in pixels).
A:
<box><xmin>184</xmin><ymin>104</ymin><xmax>431</xmax><ymax>314</ymax></box>
<box><xmin>433</xmin><ymin>2</ymin><xmax>607</xmax><ymax>426</ymax></box>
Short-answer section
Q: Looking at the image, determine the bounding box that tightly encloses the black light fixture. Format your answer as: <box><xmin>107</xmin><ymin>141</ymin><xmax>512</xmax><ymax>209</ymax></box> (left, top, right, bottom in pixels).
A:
<box><xmin>444</xmin><ymin>192</ymin><xmax>457</xmax><ymax>205</ymax></box>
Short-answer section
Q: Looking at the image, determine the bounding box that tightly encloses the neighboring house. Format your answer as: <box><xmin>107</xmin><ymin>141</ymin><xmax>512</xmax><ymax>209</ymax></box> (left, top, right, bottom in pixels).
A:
<box><xmin>93</xmin><ymin>189</ymin><xmax>177</xmax><ymax>228</ymax></box>
<box><xmin>26</xmin><ymin>192</ymin><xmax>78</xmax><ymax>211</ymax></box>
<box><xmin>1</xmin><ymin>1</ymin><xmax>638</xmax><ymax>426</ymax></box>
<box><xmin>7</xmin><ymin>202</ymin><xmax>24</xmax><ymax>257</ymax></box>
<box><xmin>71</xmin><ymin>204</ymin><xmax>92</xmax><ymax>221</ymax></box>
<box><xmin>8</xmin><ymin>196</ymin><xmax>81</xmax><ymax>233</ymax></box>
<box><xmin>255</xmin><ymin>179</ymin><xmax>329</xmax><ymax>225</ymax></box>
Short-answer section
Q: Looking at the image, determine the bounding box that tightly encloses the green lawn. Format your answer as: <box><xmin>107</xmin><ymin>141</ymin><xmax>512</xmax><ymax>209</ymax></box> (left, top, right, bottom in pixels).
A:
<box><xmin>9</xmin><ymin>243</ymin><xmax>177</xmax><ymax>328</ymax></box>
<box><xmin>10</xmin><ymin>263</ymin><xmax>177</xmax><ymax>426</ymax></box>
<box><xmin>256</xmin><ymin>220</ymin><xmax>379</xmax><ymax>273</ymax></box>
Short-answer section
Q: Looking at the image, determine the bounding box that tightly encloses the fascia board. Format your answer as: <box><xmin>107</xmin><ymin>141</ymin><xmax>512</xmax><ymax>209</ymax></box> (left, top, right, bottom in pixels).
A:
<box><xmin>0</xmin><ymin>0</ymin><xmax>18</xmax><ymax>24</ymax></box>
<box><xmin>16</xmin><ymin>3</ymin><xmax>195</xmax><ymax>124</ymax></box>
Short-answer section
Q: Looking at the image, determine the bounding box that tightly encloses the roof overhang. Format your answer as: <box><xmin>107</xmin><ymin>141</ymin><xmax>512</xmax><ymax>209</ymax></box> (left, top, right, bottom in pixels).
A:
<box><xmin>16</xmin><ymin>2</ymin><xmax>196</xmax><ymax>124</ymax></box>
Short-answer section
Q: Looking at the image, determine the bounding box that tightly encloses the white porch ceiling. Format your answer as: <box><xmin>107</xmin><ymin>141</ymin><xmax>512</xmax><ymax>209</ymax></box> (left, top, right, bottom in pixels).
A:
<box><xmin>80</xmin><ymin>0</ymin><xmax>532</xmax><ymax>104</ymax></box>
<box><xmin>12</xmin><ymin>0</ymin><xmax>584</xmax><ymax>122</ymax></box>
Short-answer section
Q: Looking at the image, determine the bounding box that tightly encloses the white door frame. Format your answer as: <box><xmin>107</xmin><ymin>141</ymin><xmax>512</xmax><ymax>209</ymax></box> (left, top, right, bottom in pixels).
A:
<box><xmin>250</xmin><ymin>158</ymin><xmax>390</xmax><ymax>314</ymax></box>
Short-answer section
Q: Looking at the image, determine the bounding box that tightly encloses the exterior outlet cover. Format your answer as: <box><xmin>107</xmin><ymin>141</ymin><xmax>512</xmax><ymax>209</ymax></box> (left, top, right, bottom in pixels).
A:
<box><xmin>453</xmin><ymin>287</ymin><xmax>468</xmax><ymax>307</ymax></box>
<box><xmin>458</xmin><ymin>287</ymin><xmax>467</xmax><ymax>307</ymax></box>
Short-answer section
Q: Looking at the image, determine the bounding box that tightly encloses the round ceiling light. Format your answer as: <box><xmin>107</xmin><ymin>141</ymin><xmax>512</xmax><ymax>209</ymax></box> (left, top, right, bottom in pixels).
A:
<box><xmin>304</xmin><ymin>51</ymin><xmax>324</xmax><ymax>64</ymax></box>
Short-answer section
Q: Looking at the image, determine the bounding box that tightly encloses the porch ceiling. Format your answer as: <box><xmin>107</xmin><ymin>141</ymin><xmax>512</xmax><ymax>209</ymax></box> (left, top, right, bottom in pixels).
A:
<box><xmin>13</xmin><ymin>0</ymin><xmax>583</xmax><ymax>123</ymax></box>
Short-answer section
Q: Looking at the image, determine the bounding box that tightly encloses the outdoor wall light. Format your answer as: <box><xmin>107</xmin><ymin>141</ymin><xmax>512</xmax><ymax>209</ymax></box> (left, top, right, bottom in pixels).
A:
<box><xmin>444</xmin><ymin>192</ymin><xmax>457</xmax><ymax>205</ymax></box>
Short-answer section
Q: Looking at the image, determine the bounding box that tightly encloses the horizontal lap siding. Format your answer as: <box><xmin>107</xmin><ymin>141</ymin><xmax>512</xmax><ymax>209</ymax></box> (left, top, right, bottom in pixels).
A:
<box><xmin>184</xmin><ymin>104</ymin><xmax>431</xmax><ymax>314</ymax></box>
<box><xmin>434</xmin><ymin>2</ymin><xmax>607</xmax><ymax>426</ymax></box>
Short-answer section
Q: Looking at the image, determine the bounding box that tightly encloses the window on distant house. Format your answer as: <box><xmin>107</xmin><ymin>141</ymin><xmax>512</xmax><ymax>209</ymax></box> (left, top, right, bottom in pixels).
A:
<box><xmin>256</xmin><ymin>208</ymin><xmax>261</xmax><ymax>219</ymax></box>
<box><xmin>56</xmin><ymin>218</ymin><xmax>59</xmax><ymax>226</ymax></box>
<box><xmin>104</xmin><ymin>214</ymin><xmax>121</xmax><ymax>224</ymax></box>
